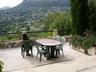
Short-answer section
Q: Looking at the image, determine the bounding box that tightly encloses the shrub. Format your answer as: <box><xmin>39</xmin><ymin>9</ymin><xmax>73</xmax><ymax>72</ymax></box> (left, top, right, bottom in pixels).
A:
<box><xmin>70</xmin><ymin>35</ymin><xmax>83</xmax><ymax>49</ymax></box>
<box><xmin>82</xmin><ymin>37</ymin><xmax>92</xmax><ymax>55</ymax></box>
<box><xmin>70</xmin><ymin>35</ymin><xmax>93</xmax><ymax>55</ymax></box>
<box><xmin>0</xmin><ymin>60</ymin><xmax>4</xmax><ymax>72</ymax></box>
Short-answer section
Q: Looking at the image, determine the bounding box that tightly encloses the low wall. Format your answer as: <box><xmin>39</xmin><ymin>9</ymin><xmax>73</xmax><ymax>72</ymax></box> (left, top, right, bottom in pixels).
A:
<box><xmin>0</xmin><ymin>40</ymin><xmax>22</xmax><ymax>48</ymax></box>
<box><xmin>0</xmin><ymin>40</ymin><xmax>36</xmax><ymax>48</ymax></box>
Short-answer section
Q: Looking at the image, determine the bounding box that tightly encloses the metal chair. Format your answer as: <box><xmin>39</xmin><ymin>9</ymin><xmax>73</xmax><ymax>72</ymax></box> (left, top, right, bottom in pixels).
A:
<box><xmin>21</xmin><ymin>40</ymin><xmax>33</xmax><ymax>58</ymax></box>
<box><xmin>35</xmin><ymin>43</ymin><xmax>49</xmax><ymax>61</ymax></box>
<box><xmin>55</xmin><ymin>36</ymin><xmax>65</xmax><ymax>56</ymax></box>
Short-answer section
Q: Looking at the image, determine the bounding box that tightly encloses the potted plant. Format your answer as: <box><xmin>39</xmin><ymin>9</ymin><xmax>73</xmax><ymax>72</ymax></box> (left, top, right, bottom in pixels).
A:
<box><xmin>82</xmin><ymin>37</ymin><xmax>92</xmax><ymax>55</ymax></box>
<box><xmin>69</xmin><ymin>35</ymin><xmax>78</xmax><ymax>48</ymax></box>
<box><xmin>70</xmin><ymin>35</ymin><xmax>83</xmax><ymax>49</ymax></box>
<box><xmin>91</xmin><ymin>35</ymin><xmax>96</xmax><ymax>55</ymax></box>
<box><xmin>0</xmin><ymin>60</ymin><xmax>4</xmax><ymax>72</ymax></box>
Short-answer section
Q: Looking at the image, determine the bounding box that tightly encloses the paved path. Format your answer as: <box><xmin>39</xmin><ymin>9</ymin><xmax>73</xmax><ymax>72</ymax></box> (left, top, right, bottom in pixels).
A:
<box><xmin>1</xmin><ymin>43</ymin><xmax>96</xmax><ymax>72</ymax></box>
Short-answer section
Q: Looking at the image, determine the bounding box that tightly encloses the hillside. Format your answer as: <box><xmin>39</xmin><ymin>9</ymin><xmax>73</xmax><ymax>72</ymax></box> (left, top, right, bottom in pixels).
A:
<box><xmin>0</xmin><ymin>0</ymin><xmax>70</xmax><ymax>33</ymax></box>
<box><xmin>0</xmin><ymin>6</ymin><xmax>11</xmax><ymax>10</ymax></box>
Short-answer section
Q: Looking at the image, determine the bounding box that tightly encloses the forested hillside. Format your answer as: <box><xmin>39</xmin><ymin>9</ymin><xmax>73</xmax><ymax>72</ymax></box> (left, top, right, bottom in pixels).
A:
<box><xmin>0</xmin><ymin>0</ymin><xmax>70</xmax><ymax>33</ymax></box>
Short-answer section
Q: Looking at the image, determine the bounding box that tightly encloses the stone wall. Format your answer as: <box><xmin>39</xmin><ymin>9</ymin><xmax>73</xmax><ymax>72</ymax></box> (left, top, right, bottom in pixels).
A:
<box><xmin>0</xmin><ymin>40</ymin><xmax>22</xmax><ymax>48</ymax></box>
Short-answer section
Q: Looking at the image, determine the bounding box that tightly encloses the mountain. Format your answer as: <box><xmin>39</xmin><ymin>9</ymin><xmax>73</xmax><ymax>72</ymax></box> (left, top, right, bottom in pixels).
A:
<box><xmin>0</xmin><ymin>6</ymin><xmax>11</xmax><ymax>10</ymax></box>
<box><xmin>0</xmin><ymin>0</ymin><xmax>70</xmax><ymax>33</ymax></box>
<box><xmin>22</xmin><ymin>0</ymin><xmax>69</xmax><ymax>7</ymax></box>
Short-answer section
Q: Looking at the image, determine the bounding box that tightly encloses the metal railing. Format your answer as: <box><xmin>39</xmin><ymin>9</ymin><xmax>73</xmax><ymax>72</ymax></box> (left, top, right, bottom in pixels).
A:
<box><xmin>0</xmin><ymin>29</ymin><xmax>71</xmax><ymax>48</ymax></box>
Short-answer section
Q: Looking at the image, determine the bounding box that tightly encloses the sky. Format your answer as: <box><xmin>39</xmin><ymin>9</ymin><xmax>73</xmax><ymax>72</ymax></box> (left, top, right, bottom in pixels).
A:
<box><xmin>0</xmin><ymin>0</ymin><xmax>23</xmax><ymax>8</ymax></box>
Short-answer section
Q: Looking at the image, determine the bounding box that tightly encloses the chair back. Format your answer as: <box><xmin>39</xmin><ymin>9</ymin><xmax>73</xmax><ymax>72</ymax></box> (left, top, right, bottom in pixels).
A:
<box><xmin>35</xmin><ymin>42</ymin><xmax>41</xmax><ymax>52</ymax></box>
<box><xmin>54</xmin><ymin>36</ymin><xmax>59</xmax><ymax>41</ymax></box>
<box><xmin>21</xmin><ymin>40</ymin><xmax>32</xmax><ymax>51</ymax></box>
<box><xmin>55</xmin><ymin>36</ymin><xmax>65</xmax><ymax>44</ymax></box>
<box><xmin>59</xmin><ymin>36</ymin><xmax>66</xmax><ymax>45</ymax></box>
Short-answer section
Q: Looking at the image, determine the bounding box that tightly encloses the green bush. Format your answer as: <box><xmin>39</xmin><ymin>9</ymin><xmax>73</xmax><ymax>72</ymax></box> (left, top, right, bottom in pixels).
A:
<box><xmin>70</xmin><ymin>35</ymin><xmax>93</xmax><ymax>55</ymax></box>
<box><xmin>82</xmin><ymin>37</ymin><xmax>92</xmax><ymax>55</ymax></box>
<box><xmin>70</xmin><ymin>35</ymin><xmax>83</xmax><ymax>49</ymax></box>
<box><xmin>0</xmin><ymin>60</ymin><xmax>4</xmax><ymax>72</ymax></box>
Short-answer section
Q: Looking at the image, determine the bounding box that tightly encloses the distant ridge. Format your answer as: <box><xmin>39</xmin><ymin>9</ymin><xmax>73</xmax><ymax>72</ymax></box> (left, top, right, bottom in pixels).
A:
<box><xmin>0</xmin><ymin>6</ymin><xmax>11</xmax><ymax>10</ymax></box>
<box><xmin>0</xmin><ymin>0</ymin><xmax>70</xmax><ymax>33</ymax></box>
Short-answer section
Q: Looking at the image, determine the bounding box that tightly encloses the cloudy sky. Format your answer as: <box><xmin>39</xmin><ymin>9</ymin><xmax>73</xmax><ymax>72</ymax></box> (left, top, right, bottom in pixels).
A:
<box><xmin>0</xmin><ymin>0</ymin><xmax>23</xmax><ymax>8</ymax></box>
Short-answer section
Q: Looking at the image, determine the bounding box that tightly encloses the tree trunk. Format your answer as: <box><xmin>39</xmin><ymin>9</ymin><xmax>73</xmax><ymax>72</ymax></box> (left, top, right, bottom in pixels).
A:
<box><xmin>94</xmin><ymin>47</ymin><xmax>96</xmax><ymax>55</ymax></box>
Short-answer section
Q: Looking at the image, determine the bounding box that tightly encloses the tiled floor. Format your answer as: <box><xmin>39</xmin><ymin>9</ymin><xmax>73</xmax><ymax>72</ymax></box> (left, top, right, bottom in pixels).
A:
<box><xmin>1</xmin><ymin>43</ymin><xmax>96</xmax><ymax>72</ymax></box>
<box><xmin>0</xmin><ymin>43</ymin><xmax>73</xmax><ymax>72</ymax></box>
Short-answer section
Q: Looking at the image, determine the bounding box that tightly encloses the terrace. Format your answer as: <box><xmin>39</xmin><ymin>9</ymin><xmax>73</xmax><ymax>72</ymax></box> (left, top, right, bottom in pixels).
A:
<box><xmin>1</xmin><ymin>43</ymin><xmax>96</xmax><ymax>72</ymax></box>
<box><xmin>0</xmin><ymin>30</ymin><xmax>96</xmax><ymax>72</ymax></box>
<box><xmin>0</xmin><ymin>0</ymin><xmax>96</xmax><ymax>72</ymax></box>
<box><xmin>0</xmin><ymin>29</ymin><xmax>73</xmax><ymax>71</ymax></box>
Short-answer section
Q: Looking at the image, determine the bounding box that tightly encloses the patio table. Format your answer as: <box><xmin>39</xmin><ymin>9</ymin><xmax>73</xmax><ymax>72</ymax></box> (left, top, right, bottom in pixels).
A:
<box><xmin>35</xmin><ymin>39</ymin><xmax>62</xmax><ymax>59</ymax></box>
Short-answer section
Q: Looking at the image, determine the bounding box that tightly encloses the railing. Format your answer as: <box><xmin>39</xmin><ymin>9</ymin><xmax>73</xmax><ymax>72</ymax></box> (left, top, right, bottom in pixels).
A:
<box><xmin>0</xmin><ymin>30</ymin><xmax>53</xmax><ymax>41</ymax></box>
<box><xmin>0</xmin><ymin>29</ymin><xmax>71</xmax><ymax>48</ymax></box>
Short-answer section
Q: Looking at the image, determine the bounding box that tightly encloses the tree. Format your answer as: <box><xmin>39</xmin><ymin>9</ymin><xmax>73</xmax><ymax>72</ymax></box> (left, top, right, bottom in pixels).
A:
<box><xmin>89</xmin><ymin>0</ymin><xmax>96</xmax><ymax>34</ymax></box>
<box><xmin>42</xmin><ymin>12</ymin><xmax>72</xmax><ymax>31</ymax></box>
<box><xmin>70</xmin><ymin>0</ymin><xmax>90</xmax><ymax>36</ymax></box>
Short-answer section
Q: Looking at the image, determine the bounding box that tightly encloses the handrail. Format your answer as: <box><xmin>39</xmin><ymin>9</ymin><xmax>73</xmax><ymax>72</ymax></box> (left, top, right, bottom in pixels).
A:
<box><xmin>0</xmin><ymin>29</ymin><xmax>71</xmax><ymax>35</ymax></box>
<box><xmin>0</xmin><ymin>30</ymin><xmax>53</xmax><ymax>35</ymax></box>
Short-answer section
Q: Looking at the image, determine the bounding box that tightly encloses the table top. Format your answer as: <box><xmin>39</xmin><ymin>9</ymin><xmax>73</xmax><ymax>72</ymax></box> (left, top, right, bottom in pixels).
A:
<box><xmin>35</xmin><ymin>39</ymin><xmax>61</xmax><ymax>46</ymax></box>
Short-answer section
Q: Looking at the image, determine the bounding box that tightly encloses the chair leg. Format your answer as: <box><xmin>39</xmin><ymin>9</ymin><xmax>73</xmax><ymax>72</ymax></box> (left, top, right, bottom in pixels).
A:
<box><xmin>21</xmin><ymin>48</ymin><xmax>23</xmax><ymax>56</ymax></box>
<box><xmin>21</xmin><ymin>49</ymin><xmax>23</xmax><ymax>56</ymax></box>
<box><xmin>61</xmin><ymin>49</ymin><xmax>64</xmax><ymax>56</ymax></box>
<box><xmin>56</xmin><ymin>49</ymin><xmax>60</xmax><ymax>57</ymax></box>
<box><xmin>23</xmin><ymin>50</ymin><xmax>25</xmax><ymax>58</ymax></box>
<box><xmin>36</xmin><ymin>52</ymin><xmax>39</xmax><ymax>58</ymax></box>
<box><xmin>31</xmin><ymin>49</ymin><xmax>33</xmax><ymax>57</ymax></box>
<box><xmin>40</xmin><ymin>53</ymin><xmax>42</xmax><ymax>61</ymax></box>
<box><xmin>56</xmin><ymin>50</ymin><xmax>58</xmax><ymax>57</ymax></box>
<box><xmin>21</xmin><ymin>48</ymin><xmax>25</xmax><ymax>58</ymax></box>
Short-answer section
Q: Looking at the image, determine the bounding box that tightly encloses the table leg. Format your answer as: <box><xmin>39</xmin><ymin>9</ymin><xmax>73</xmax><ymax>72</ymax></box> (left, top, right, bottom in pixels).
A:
<box><xmin>50</xmin><ymin>46</ymin><xmax>55</xmax><ymax>58</ymax></box>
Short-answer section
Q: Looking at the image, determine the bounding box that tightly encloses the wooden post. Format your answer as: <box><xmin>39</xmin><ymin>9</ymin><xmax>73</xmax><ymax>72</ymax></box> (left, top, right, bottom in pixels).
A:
<box><xmin>53</xmin><ymin>29</ymin><xmax>58</xmax><ymax>39</ymax></box>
